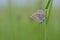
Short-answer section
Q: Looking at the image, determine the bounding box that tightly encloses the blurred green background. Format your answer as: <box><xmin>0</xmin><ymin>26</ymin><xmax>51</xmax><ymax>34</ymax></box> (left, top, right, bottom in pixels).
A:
<box><xmin>0</xmin><ymin>0</ymin><xmax>60</xmax><ymax>40</ymax></box>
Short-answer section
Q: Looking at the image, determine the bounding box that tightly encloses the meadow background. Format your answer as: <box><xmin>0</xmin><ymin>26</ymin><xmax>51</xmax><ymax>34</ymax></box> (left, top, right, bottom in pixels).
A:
<box><xmin>0</xmin><ymin>0</ymin><xmax>60</xmax><ymax>40</ymax></box>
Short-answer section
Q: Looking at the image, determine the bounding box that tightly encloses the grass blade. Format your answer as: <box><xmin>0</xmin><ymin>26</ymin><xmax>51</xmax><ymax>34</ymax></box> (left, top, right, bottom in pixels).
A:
<box><xmin>45</xmin><ymin>0</ymin><xmax>51</xmax><ymax>9</ymax></box>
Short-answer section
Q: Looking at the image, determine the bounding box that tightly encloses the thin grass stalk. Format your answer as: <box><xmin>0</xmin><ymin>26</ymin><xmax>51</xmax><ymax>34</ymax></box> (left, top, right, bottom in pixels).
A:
<box><xmin>45</xmin><ymin>0</ymin><xmax>53</xmax><ymax>40</ymax></box>
<box><xmin>46</xmin><ymin>0</ymin><xmax>53</xmax><ymax>24</ymax></box>
<box><xmin>45</xmin><ymin>0</ymin><xmax>51</xmax><ymax>9</ymax></box>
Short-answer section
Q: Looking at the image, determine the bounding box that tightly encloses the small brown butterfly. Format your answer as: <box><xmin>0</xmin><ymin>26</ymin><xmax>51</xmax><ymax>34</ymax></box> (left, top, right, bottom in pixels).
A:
<box><xmin>30</xmin><ymin>9</ymin><xmax>46</xmax><ymax>23</ymax></box>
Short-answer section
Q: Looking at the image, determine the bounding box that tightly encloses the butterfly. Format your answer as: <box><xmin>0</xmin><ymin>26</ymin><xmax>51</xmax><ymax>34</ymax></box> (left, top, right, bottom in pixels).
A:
<box><xmin>30</xmin><ymin>9</ymin><xmax>46</xmax><ymax>23</ymax></box>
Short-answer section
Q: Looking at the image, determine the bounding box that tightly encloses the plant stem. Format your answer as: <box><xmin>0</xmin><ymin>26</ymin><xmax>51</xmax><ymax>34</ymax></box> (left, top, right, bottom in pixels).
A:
<box><xmin>46</xmin><ymin>0</ymin><xmax>53</xmax><ymax>24</ymax></box>
<box><xmin>45</xmin><ymin>0</ymin><xmax>51</xmax><ymax>9</ymax></box>
<box><xmin>45</xmin><ymin>0</ymin><xmax>53</xmax><ymax>40</ymax></box>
